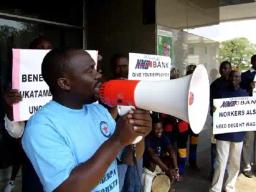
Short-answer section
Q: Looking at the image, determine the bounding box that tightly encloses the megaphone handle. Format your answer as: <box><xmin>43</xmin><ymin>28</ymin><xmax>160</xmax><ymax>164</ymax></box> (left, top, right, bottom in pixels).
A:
<box><xmin>117</xmin><ymin>105</ymin><xmax>135</xmax><ymax>116</ymax></box>
<box><xmin>117</xmin><ymin>105</ymin><xmax>143</xmax><ymax>144</ymax></box>
<box><xmin>117</xmin><ymin>106</ymin><xmax>143</xmax><ymax>144</ymax></box>
<box><xmin>132</xmin><ymin>136</ymin><xmax>143</xmax><ymax>144</ymax></box>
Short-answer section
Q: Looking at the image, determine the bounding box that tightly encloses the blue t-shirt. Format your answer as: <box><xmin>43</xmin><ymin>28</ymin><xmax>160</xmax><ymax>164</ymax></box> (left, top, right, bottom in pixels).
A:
<box><xmin>22</xmin><ymin>101</ymin><xmax>119</xmax><ymax>192</ymax></box>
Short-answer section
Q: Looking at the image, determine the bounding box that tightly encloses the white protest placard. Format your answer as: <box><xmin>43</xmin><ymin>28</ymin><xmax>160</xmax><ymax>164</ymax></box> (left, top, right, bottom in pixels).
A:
<box><xmin>253</xmin><ymin>75</ymin><xmax>256</xmax><ymax>97</ymax></box>
<box><xmin>128</xmin><ymin>53</ymin><xmax>171</xmax><ymax>80</ymax></box>
<box><xmin>117</xmin><ymin>53</ymin><xmax>172</xmax><ymax>116</ymax></box>
<box><xmin>12</xmin><ymin>49</ymin><xmax>98</xmax><ymax>121</ymax></box>
<box><xmin>213</xmin><ymin>96</ymin><xmax>256</xmax><ymax>134</ymax></box>
<box><xmin>86</xmin><ymin>50</ymin><xmax>98</xmax><ymax>69</ymax></box>
<box><xmin>12</xmin><ymin>49</ymin><xmax>50</xmax><ymax>122</ymax></box>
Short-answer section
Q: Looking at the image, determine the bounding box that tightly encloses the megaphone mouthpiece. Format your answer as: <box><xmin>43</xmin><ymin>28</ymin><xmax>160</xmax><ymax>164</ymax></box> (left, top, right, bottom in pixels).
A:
<box><xmin>99</xmin><ymin>80</ymin><xmax>139</xmax><ymax>107</ymax></box>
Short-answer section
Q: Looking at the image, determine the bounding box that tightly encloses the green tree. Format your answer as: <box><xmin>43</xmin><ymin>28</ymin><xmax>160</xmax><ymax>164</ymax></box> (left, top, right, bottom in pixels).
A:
<box><xmin>219</xmin><ymin>37</ymin><xmax>256</xmax><ymax>70</ymax></box>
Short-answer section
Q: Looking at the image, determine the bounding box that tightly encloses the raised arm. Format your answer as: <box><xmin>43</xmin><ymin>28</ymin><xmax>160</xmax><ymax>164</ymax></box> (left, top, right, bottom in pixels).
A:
<box><xmin>3</xmin><ymin>88</ymin><xmax>22</xmax><ymax>120</ymax></box>
<box><xmin>146</xmin><ymin>147</ymin><xmax>169</xmax><ymax>173</ymax></box>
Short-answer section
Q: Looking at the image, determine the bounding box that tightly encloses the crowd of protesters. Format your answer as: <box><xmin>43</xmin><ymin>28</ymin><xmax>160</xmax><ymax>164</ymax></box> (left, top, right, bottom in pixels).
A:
<box><xmin>0</xmin><ymin>36</ymin><xmax>255</xmax><ymax>192</ymax></box>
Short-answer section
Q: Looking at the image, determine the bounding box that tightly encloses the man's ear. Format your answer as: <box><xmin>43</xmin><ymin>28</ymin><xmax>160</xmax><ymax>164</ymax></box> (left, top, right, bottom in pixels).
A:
<box><xmin>57</xmin><ymin>77</ymin><xmax>71</xmax><ymax>91</ymax></box>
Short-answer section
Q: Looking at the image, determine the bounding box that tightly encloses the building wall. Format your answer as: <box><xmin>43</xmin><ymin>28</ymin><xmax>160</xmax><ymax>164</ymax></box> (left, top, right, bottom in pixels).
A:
<box><xmin>87</xmin><ymin>0</ymin><xmax>156</xmax><ymax>77</ymax></box>
<box><xmin>157</xmin><ymin>26</ymin><xmax>219</xmax><ymax>78</ymax></box>
<box><xmin>86</xmin><ymin>0</ymin><xmax>221</xmax><ymax>80</ymax></box>
<box><xmin>220</xmin><ymin>1</ymin><xmax>256</xmax><ymax>22</ymax></box>
<box><xmin>156</xmin><ymin>0</ymin><xmax>219</xmax><ymax>29</ymax></box>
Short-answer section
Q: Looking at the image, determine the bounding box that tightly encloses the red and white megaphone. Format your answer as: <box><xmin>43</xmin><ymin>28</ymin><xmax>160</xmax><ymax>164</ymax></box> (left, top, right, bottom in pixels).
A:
<box><xmin>99</xmin><ymin>64</ymin><xmax>209</xmax><ymax>135</ymax></box>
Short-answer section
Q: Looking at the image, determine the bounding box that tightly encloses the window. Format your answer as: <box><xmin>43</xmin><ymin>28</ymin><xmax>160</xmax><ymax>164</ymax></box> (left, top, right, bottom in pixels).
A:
<box><xmin>0</xmin><ymin>1</ymin><xmax>84</xmax><ymax>88</ymax></box>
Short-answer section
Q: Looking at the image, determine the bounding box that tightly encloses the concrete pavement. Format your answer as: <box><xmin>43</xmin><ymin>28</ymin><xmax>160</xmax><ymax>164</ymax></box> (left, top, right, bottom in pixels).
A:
<box><xmin>174</xmin><ymin>116</ymin><xmax>256</xmax><ymax>192</ymax></box>
<box><xmin>1</xmin><ymin>115</ymin><xmax>256</xmax><ymax>191</ymax></box>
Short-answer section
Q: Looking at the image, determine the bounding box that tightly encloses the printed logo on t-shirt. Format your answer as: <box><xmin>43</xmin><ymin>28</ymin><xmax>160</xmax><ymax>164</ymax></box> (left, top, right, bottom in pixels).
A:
<box><xmin>95</xmin><ymin>168</ymin><xmax>119</xmax><ymax>192</ymax></box>
<box><xmin>100</xmin><ymin>121</ymin><xmax>111</xmax><ymax>138</ymax></box>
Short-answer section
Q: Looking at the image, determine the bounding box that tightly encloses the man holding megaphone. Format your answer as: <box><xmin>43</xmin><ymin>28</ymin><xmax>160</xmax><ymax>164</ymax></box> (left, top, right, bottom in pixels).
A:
<box><xmin>22</xmin><ymin>49</ymin><xmax>152</xmax><ymax>192</ymax></box>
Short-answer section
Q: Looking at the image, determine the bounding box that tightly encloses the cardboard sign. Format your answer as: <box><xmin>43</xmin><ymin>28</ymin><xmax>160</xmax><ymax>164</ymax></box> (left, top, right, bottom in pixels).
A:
<box><xmin>213</xmin><ymin>96</ymin><xmax>256</xmax><ymax>134</ymax></box>
<box><xmin>253</xmin><ymin>75</ymin><xmax>256</xmax><ymax>97</ymax></box>
<box><xmin>117</xmin><ymin>53</ymin><xmax>172</xmax><ymax>116</ymax></box>
<box><xmin>128</xmin><ymin>53</ymin><xmax>171</xmax><ymax>80</ymax></box>
<box><xmin>12</xmin><ymin>49</ymin><xmax>98</xmax><ymax>121</ymax></box>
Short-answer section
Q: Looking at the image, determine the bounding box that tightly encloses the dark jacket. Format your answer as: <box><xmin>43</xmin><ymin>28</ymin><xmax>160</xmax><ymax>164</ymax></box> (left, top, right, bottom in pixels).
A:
<box><xmin>241</xmin><ymin>69</ymin><xmax>256</xmax><ymax>95</ymax></box>
<box><xmin>210</xmin><ymin>77</ymin><xmax>229</xmax><ymax>115</ymax></box>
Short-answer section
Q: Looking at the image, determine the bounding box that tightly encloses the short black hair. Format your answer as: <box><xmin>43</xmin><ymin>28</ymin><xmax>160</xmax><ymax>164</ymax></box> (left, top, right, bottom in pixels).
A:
<box><xmin>219</xmin><ymin>61</ymin><xmax>231</xmax><ymax>71</ymax></box>
<box><xmin>186</xmin><ymin>64</ymin><xmax>196</xmax><ymax>75</ymax></box>
<box><xmin>29</xmin><ymin>35</ymin><xmax>52</xmax><ymax>49</ymax></box>
<box><xmin>251</xmin><ymin>54</ymin><xmax>256</xmax><ymax>63</ymax></box>
<box><xmin>151</xmin><ymin>112</ymin><xmax>162</xmax><ymax>124</ymax></box>
<box><xmin>41</xmin><ymin>48</ymin><xmax>74</xmax><ymax>94</ymax></box>
<box><xmin>110</xmin><ymin>53</ymin><xmax>128</xmax><ymax>70</ymax></box>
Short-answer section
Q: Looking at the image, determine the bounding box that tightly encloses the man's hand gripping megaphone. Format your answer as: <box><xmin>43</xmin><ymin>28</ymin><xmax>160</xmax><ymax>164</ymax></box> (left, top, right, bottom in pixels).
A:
<box><xmin>112</xmin><ymin>107</ymin><xmax>152</xmax><ymax>145</ymax></box>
